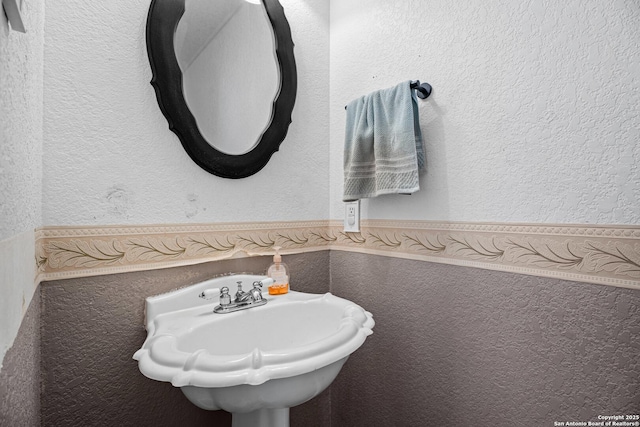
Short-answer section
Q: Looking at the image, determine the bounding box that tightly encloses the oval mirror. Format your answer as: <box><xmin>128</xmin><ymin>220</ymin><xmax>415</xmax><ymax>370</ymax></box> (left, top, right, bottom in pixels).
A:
<box><xmin>146</xmin><ymin>0</ymin><xmax>297</xmax><ymax>178</ymax></box>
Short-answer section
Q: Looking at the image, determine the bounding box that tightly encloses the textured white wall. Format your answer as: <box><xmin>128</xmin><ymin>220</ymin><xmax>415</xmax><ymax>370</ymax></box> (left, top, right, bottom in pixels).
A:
<box><xmin>0</xmin><ymin>0</ymin><xmax>44</xmax><ymax>369</ymax></box>
<box><xmin>329</xmin><ymin>0</ymin><xmax>640</xmax><ymax>224</ymax></box>
<box><xmin>43</xmin><ymin>0</ymin><xmax>640</xmax><ymax>227</ymax></box>
<box><xmin>0</xmin><ymin>0</ymin><xmax>43</xmax><ymax>239</ymax></box>
<box><xmin>42</xmin><ymin>0</ymin><xmax>330</xmax><ymax>226</ymax></box>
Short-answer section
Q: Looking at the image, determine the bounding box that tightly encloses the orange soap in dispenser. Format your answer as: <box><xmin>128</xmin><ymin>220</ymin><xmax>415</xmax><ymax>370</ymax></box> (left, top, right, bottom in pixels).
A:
<box><xmin>267</xmin><ymin>246</ymin><xmax>289</xmax><ymax>295</ymax></box>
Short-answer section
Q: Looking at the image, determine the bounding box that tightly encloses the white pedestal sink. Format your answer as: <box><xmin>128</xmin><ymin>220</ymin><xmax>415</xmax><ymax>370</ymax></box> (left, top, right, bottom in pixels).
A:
<box><xmin>133</xmin><ymin>274</ymin><xmax>374</xmax><ymax>427</ymax></box>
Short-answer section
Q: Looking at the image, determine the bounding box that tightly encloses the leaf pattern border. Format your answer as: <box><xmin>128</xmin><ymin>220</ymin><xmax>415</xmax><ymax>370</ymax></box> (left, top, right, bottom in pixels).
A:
<box><xmin>37</xmin><ymin>221</ymin><xmax>640</xmax><ymax>289</ymax></box>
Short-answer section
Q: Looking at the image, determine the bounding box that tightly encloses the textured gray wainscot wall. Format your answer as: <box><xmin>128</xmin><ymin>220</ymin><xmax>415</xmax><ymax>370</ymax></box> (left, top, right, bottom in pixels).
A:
<box><xmin>9</xmin><ymin>250</ymin><xmax>640</xmax><ymax>426</ymax></box>
<box><xmin>40</xmin><ymin>252</ymin><xmax>330</xmax><ymax>427</ymax></box>
<box><xmin>0</xmin><ymin>291</ymin><xmax>41</xmax><ymax>427</ymax></box>
<box><xmin>329</xmin><ymin>252</ymin><xmax>640</xmax><ymax>426</ymax></box>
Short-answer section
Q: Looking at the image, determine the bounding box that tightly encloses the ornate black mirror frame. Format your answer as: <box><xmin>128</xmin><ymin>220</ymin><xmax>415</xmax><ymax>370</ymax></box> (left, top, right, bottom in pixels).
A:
<box><xmin>146</xmin><ymin>0</ymin><xmax>297</xmax><ymax>179</ymax></box>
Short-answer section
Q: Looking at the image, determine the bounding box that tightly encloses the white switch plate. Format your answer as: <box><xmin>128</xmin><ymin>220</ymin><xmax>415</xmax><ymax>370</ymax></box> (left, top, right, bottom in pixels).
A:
<box><xmin>344</xmin><ymin>200</ymin><xmax>360</xmax><ymax>232</ymax></box>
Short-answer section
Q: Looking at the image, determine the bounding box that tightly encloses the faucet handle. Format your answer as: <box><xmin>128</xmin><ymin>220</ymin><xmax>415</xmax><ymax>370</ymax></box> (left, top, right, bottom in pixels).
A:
<box><xmin>200</xmin><ymin>287</ymin><xmax>232</xmax><ymax>308</ymax></box>
<box><xmin>254</xmin><ymin>278</ymin><xmax>274</xmax><ymax>289</ymax></box>
<box><xmin>199</xmin><ymin>287</ymin><xmax>221</xmax><ymax>300</ymax></box>
<box><xmin>219</xmin><ymin>287</ymin><xmax>232</xmax><ymax>307</ymax></box>
<box><xmin>250</xmin><ymin>281</ymin><xmax>266</xmax><ymax>302</ymax></box>
<box><xmin>248</xmin><ymin>279</ymin><xmax>274</xmax><ymax>303</ymax></box>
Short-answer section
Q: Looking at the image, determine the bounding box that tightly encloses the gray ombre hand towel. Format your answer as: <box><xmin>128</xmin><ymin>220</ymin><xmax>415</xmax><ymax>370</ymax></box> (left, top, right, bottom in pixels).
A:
<box><xmin>343</xmin><ymin>81</ymin><xmax>424</xmax><ymax>201</ymax></box>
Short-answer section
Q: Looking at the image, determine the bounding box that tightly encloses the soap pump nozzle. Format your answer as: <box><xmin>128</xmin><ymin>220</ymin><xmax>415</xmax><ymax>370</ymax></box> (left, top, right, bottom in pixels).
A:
<box><xmin>273</xmin><ymin>246</ymin><xmax>282</xmax><ymax>264</ymax></box>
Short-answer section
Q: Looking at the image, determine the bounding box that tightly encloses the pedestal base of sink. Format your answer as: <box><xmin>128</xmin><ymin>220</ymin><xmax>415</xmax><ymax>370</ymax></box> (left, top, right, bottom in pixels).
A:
<box><xmin>180</xmin><ymin>358</ymin><xmax>347</xmax><ymax>427</ymax></box>
<box><xmin>232</xmin><ymin>408</ymin><xmax>289</xmax><ymax>427</ymax></box>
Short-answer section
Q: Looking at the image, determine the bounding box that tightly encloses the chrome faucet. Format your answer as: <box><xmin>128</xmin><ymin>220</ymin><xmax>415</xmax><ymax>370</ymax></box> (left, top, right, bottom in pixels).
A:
<box><xmin>199</xmin><ymin>279</ymin><xmax>272</xmax><ymax>314</ymax></box>
<box><xmin>234</xmin><ymin>281</ymin><xmax>251</xmax><ymax>303</ymax></box>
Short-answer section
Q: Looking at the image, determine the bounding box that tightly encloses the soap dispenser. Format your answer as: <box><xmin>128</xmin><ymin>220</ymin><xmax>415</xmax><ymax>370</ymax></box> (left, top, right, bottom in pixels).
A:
<box><xmin>267</xmin><ymin>246</ymin><xmax>289</xmax><ymax>295</ymax></box>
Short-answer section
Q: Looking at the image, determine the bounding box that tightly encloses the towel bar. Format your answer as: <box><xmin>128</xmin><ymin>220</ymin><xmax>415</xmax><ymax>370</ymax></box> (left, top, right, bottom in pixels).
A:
<box><xmin>345</xmin><ymin>80</ymin><xmax>432</xmax><ymax>109</ymax></box>
<box><xmin>410</xmin><ymin>80</ymin><xmax>432</xmax><ymax>99</ymax></box>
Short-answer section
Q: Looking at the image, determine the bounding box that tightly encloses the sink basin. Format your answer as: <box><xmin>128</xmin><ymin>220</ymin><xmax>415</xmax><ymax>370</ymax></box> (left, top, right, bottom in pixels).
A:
<box><xmin>133</xmin><ymin>274</ymin><xmax>374</xmax><ymax>426</ymax></box>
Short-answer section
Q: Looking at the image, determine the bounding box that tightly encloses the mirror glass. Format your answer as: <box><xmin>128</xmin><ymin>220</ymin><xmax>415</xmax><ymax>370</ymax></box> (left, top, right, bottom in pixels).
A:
<box><xmin>174</xmin><ymin>0</ymin><xmax>279</xmax><ymax>155</ymax></box>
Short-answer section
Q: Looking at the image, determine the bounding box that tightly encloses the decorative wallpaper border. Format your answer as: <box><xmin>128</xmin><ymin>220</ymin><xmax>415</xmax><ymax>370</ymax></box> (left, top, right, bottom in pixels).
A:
<box><xmin>35</xmin><ymin>220</ymin><xmax>640</xmax><ymax>290</ymax></box>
